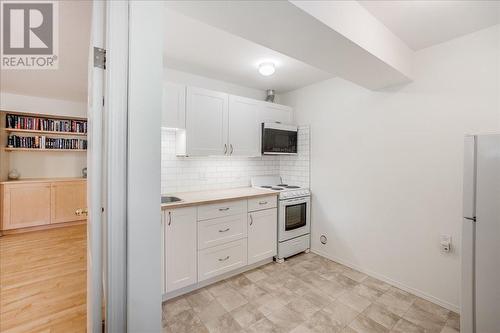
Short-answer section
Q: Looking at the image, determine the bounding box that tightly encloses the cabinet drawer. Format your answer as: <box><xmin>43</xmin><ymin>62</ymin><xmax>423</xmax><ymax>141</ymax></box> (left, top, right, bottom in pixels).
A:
<box><xmin>198</xmin><ymin>214</ymin><xmax>247</xmax><ymax>250</ymax></box>
<box><xmin>248</xmin><ymin>195</ymin><xmax>277</xmax><ymax>212</ymax></box>
<box><xmin>197</xmin><ymin>200</ymin><xmax>246</xmax><ymax>221</ymax></box>
<box><xmin>198</xmin><ymin>239</ymin><xmax>247</xmax><ymax>281</ymax></box>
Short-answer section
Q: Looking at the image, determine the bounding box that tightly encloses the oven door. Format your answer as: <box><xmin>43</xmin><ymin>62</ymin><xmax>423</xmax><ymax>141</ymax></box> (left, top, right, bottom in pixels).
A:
<box><xmin>278</xmin><ymin>196</ymin><xmax>310</xmax><ymax>242</ymax></box>
<box><xmin>261</xmin><ymin>124</ymin><xmax>298</xmax><ymax>155</ymax></box>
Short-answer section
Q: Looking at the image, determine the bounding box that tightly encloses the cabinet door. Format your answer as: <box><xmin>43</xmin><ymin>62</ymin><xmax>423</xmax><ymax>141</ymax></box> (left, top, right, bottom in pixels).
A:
<box><xmin>162</xmin><ymin>82</ymin><xmax>186</xmax><ymax>129</ymax></box>
<box><xmin>186</xmin><ymin>87</ymin><xmax>228</xmax><ymax>156</ymax></box>
<box><xmin>228</xmin><ymin>95</ymin><xmax>260</xmax><ymax>156</ymax></box>
<box><xmin>165</xmin><ymin>207</ymin><xmax>197</xmax><ymax>293</ymax></box>
<box><xmin>1</xmin><ymin>183</ymin><xmax>51</xmax><ymax>230</ymax></box>
<box><xmin>51</xmin><ymin>181</ymin><xmax>87</xmax><ymax>224</ymax></box>
<box><xmin>248</xmin><ymin>208</ymin><xmax>277</xmax><ymax>265</ymax></box>
<box><xmin>259</xmin><ymin>102</ymin><xmax>292</xmax><ymax>124</ymax></box>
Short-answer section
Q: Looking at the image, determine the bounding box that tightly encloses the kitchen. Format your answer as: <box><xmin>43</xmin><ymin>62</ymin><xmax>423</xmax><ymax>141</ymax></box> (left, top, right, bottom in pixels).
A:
<box><xmin>158</xmin><ymin>2</ymin><xmax>500</xmax><ymax>333</ymax></box>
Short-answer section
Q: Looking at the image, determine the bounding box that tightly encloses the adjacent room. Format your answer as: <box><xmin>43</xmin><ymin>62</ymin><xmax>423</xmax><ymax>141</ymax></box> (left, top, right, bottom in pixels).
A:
<box><xmin>0</xmin><ymin>1</ymin><xmax>91</xmax><ymax>331</ymax></box>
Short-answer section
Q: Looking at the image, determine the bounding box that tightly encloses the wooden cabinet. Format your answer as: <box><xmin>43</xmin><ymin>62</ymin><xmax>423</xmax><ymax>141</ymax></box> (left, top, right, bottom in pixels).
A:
<box><xmin>1</xmin><ymin>182</ymin><xmax>51</xmax><ymax>230</ymax></box>
<box><xmin>185</xmin><ymin>87</ymin><xmax>228</xmax><ymax>156</ymax></box>
<box><xmin>228</xmin><ymin>95</ymin><xmax>261</xmax><ymax>156</ymax></box>
<box><xmin>164</xmin><ymin>207</ymin><xmax>197</xmax><ymax>293</ymax></box>
<box><xmin>0</xmin><ymin>179</ymin><xmax>86</xmax><ymax>232</ymax></box>
<box><xmin>162</xmin><ymin>82</ymin><xmax>186</xmax><ymax>129</ymax></box>
<box><xmin>51</xmin><ymin>181</ymin><xmax>86</xmax><ymax>224</ymax></box>
<box><xmin>248</xmin><ymin>208</ymin><xmax>277</xmax><ymax>265</ymax></box>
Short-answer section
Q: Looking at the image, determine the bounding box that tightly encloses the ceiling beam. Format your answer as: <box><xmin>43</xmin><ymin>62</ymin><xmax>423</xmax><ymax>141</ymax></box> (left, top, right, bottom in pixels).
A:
<box><xmin>165</xmin><ymin>0</ymin><xmax>414</xmax><ymax>90</ymax></box>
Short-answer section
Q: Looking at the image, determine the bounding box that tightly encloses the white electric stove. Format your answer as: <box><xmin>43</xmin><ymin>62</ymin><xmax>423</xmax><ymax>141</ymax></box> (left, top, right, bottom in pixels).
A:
<box><xmin>251</xmin><ymin>175</ymin><xmax>311</xmax><ymax>262</ymax></box>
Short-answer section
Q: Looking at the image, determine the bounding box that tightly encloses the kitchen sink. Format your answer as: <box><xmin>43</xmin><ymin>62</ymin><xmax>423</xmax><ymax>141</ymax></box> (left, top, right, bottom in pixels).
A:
<box><xmin>161</xmin><ymin>196</ymin><xmax>182</xmax><ymax>204</ymax></box>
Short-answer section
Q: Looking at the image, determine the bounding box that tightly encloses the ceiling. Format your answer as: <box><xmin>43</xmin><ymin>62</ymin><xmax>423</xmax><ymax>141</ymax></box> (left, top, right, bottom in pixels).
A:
<box><xmin>0</xmin><ymin>1</ymin><xmax>92</xmax><ymax>102</ymax></box>
<box><xmin>359</xmin><ymin>0</ymin><xmax>500</xmax><ymax>51</ymax></box>
<box><xmin>164</xmin><ymin>8</ymin><xmax>332</xmax><ymax>93</ymax></box>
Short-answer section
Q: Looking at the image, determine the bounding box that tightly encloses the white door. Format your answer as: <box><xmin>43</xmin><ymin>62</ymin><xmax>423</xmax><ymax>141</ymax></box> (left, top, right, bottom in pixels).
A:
<box><xmin>186</xmin><ymin>87</ymin><xmax>228</xmax><ymax>156</ymax></box>
<box><xmin>87</xmin><ymin>1</ymin><xmax>104</xmax><ymax>331</ymax></box>
<box><xmin>248</xmin><ymin>208</ymin><xmax>277</xmax><ymax>265</ymax></box>
<box><xmin>162</xmin><ymin>82</ymin><xmax>186</xmax><ymax>129</ymax></box>
<box><xmin>165</xmin><ymin>207</ymin><xmax>197</xmax><ymax>292</ymax></box>
<box><xmin>260</xmin><ymin>102</ymin><xmax>292</xmax><ymax>124</ymax></box>
<box><xmin>228</xmin><ymin>95</ymin><xmax>260</xmax><ymax>156</ymax></box>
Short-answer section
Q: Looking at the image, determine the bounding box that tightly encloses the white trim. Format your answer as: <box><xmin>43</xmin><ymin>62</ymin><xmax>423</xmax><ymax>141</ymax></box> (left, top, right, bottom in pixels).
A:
<box><xmin>105</xmin><ymin>1</ymin><xmax>129</xmax><ymax>331</ymax></box>
<box><xmin>311</xmin><ymin>248</ymin><xmax>460</xmax><ymax>313</ymax></box>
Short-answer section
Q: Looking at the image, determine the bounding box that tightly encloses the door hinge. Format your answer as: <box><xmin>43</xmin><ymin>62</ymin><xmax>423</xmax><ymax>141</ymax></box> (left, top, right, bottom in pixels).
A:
<box><xmin>94</xmin><ymin>47</ymin><xmax>106</xmax><ymax>69</ymax></box>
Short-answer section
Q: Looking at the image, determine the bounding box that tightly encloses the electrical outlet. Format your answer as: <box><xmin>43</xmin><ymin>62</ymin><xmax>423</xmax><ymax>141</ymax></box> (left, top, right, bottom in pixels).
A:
<box><xmin>440</xmin><ymin>235</ymin><xmax>452</xmax><ymax>253</ymax></box>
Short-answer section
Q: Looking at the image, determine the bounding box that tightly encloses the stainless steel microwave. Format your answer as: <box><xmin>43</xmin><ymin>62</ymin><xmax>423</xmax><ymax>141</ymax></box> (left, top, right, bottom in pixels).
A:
<box><xmin>261</xmin><ymin>122</ymin><xmax>298</xmax><ymax>155</ymax></box>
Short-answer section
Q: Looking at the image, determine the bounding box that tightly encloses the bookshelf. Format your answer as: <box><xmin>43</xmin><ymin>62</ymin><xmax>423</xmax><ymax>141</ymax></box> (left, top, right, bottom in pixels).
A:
<box><xmin>0</xmin><ymin>110</ymin><xmax>88</xmax><ymax>181</ymax></box>
<box><xmin>1</xmin><ymin>111</ymin><xmax>88</xmax><ymax>152</ymax></box>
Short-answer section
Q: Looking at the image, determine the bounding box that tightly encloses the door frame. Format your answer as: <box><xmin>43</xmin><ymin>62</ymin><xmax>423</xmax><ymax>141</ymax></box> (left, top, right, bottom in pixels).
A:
<box><xmin>89</xmin><ymin>1</ymin><xmax>130</xmax><ymax>331</ymax></box>
<box><xmin>103</xmin><ymin>1</ymin><xmax>129</xmax><ymax>332</ymax></box>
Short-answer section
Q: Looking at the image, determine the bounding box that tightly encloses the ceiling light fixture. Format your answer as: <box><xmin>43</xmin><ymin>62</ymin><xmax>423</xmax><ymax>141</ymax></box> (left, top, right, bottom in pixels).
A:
<box><xmin>258</xmin><ymin>62</ymin><xmax>275</xmax><ymax>76</ymax></box>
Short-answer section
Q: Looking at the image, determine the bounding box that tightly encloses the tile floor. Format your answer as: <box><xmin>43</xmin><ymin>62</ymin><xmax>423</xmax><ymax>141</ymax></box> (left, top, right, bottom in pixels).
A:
<box><xmin>163</xmin><ymin>252</ymin><xmax>460</xmax><ymax>333</ymax></box>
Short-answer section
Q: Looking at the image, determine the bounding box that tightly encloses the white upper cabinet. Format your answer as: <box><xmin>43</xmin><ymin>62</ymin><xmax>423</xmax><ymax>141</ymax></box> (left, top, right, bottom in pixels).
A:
<box><xmin>185</xmin><ymin>87</ymin><xmax>229</xmax><ymax>156</ymax></box>
<box><xmin>174</xmin><ymin>85</ymin><xmax>293</xmax><ymax>156</ymax></box>
<box><xmin>259</xmin><ymin>102</ymin><xmax>292</xmax><ymax>124</ymax></box>
<box><xmin>162</xmin><ymin>82</ymin><xmax>186</xmax><ymax>129</ymax></box>
<box><xmin>228</xmin><ymin>95</ymin><xmax>261</xmax><ymax>157</ymax></box>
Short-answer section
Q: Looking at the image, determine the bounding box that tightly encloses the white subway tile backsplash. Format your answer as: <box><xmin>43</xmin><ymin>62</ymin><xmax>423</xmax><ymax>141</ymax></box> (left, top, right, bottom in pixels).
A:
<box><xmin>161</xmin><ymin>126</ymin><xmax>310</xmax><ymax>194</ymax></box>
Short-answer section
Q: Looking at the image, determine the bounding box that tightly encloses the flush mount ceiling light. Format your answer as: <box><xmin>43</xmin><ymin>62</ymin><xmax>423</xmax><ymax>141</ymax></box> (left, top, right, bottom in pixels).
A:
<box><xmin>258</xmin><ymin>62</ymin><xmax>275</xmax><ymax>76</ymax></box>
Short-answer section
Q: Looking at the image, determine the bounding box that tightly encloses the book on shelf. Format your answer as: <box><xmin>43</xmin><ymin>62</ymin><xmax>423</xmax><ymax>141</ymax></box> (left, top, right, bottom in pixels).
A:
<box><xmin>5</xmin><ymin>114</ymin><xmax>87</xmax><ymax>134</ymax></box>
<box><xmin>7</xmin><ymin>134</ymin><xmax>87</xmax><ymax>150</ymax></box>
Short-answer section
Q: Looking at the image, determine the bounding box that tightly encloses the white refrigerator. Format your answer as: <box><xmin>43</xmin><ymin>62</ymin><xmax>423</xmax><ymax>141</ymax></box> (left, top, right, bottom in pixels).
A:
<box><xmin>462</xmin><ymin>134</ymin><xmax>500</xmax><ymax>333</ymax></box>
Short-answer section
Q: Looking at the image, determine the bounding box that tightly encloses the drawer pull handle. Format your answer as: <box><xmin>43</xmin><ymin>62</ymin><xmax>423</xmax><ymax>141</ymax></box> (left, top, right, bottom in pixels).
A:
<box><xmin>259</xmin><ymin>201</ymin><xmax>268</xmax><ymax>205</ymax></box>
<box><xmin>249</xmin><ymin>215</ymin><xmax>253</xmax><ymax>226</ymax></box>
<box><xmin>219</xmin><ymin>207</ymin><xmax>230</xmax><ymax>211</ymax></box>
<box><xmin>218</xmin><ymin>256</ymin><xmax>230</xmax><ymax>262</ymax></box>
<box><xmin>167</xmin><ymin>212</ymin><xmax>172</xmax><ymax>226</ymax></box>
<box><xmin>219</xmin><ymin>228</ymin><xmax>230</xmax><ymax>233</ymax></box>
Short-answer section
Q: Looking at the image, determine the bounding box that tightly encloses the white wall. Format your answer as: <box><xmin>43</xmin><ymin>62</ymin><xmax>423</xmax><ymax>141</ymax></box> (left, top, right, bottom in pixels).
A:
<box><xmin>164</xmin><ymin>67</ymin><xmax>266</xmax><ymax>100</ymax></box>
<box><xmin>0</xmin><ymin>92</ymin><xmax>87</xmax><ymax>178</ymax></box>
<box><xmin>127</xmin><ymin>1</ymin><xmax>162</xmax><ymax>331</ymax></box>
<box><xmin>280</xmin><ymin>25</ymin><xmax>500</xmax><ymax>311</ymax></box>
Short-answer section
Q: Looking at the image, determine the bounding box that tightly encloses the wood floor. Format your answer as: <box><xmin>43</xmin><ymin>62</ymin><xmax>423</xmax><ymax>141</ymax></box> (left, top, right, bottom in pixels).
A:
<box><xmin>0</xmin><ymin>225</ymin><xmax>87</xmax><ymax>333</ymax></box>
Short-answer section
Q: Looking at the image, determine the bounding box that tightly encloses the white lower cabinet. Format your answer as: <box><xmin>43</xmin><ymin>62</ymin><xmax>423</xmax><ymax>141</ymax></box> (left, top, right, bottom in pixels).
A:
<box><xmin>198</xmin><ymin>213</ymin><xmax>247</xmax><ymax>250</ymax></box>
<box><xmin>163</xmin><ymin>196</ymin><xmax>278</xmax><ymax>296</ymax></box>
<box><xmin>164</xmin><ymin>207</ymin><xmax>197</xmax><ymax>293</ymax></box>
<box><xmin>248</xmin><ymin>208</ymin><xmax>277</xmax><ymax>265</ymax></box>
<box><xmin>198</xmin><ymin>239</ymin><xmax>247</xmax><ymax>281</ymax></box>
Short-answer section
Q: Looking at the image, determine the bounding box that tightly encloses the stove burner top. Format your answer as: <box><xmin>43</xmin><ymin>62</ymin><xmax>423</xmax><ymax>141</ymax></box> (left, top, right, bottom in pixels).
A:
<box><xmin>285</xmin><ymin>185</ymin><xmax>300</xmax><ymax>189</ymax></box>
<box><xmin>277</xmin><ymin>184</ymin><xmax>288</xmax><ymax>187</ymax></box>
<box><xmin>260</xmin><ymin>185</ymin><xmax>273</xmax><ymax>189</ymax></box>
<box><xmin>271</xmin><ymin>187</ymin><xmax>284</xmax><ymax>190</ymax></box>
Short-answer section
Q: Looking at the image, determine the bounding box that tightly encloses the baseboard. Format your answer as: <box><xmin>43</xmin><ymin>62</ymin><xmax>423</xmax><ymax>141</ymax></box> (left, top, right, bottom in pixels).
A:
<box><xmin>311</xmin><ymin>248</ymin><xmax>460</xmax><ymax>314</ymax></box>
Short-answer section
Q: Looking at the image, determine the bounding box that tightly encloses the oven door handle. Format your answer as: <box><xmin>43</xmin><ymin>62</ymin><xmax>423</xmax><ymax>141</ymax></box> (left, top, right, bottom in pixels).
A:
<box><xmin>282</xmin><ymin>198</ymin><xmax>309</xmax><ymax>205</ymax></box>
